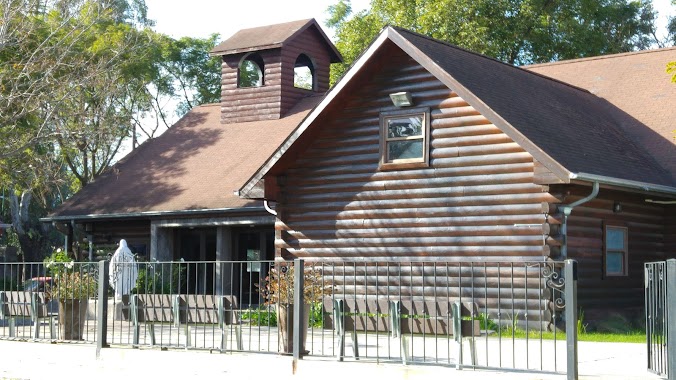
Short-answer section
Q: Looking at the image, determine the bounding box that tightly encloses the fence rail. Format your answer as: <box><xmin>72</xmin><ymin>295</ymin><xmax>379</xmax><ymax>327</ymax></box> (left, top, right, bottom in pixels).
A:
<box><xmin>645</xmin><ymin>260</ymin><xmax>676</xmax><ymax>379</ymax></box>
<box><xmin>1</xmin><ymin>259</ymin><xmax>578</xmax><ymax>377</ymax></box>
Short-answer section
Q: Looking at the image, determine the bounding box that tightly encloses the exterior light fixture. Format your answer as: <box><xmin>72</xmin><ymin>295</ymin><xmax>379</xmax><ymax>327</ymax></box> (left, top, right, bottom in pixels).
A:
<box><xmin>389</xmin><ymin>91</ymin><xmax>413</xmax><ymax>107</ymax></box>
<box><xmin>613</xmin><ymin>201</ymin><xmax>622</xmax><ymax>213</ymax></box>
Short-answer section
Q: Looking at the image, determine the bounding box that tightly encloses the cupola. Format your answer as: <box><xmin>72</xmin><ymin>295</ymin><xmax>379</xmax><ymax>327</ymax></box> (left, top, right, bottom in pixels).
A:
<box><xmin>210</xmin><ymin>19</ymin><xmax>342</xmax><ymax>123</ymax></box>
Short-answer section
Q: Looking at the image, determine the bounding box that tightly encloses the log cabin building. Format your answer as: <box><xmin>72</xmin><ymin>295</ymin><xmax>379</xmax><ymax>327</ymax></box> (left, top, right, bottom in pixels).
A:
<box><xmin>46</xmin><ymin>19</ymin><xmax>675</xmax><ymax>321</ymax></box>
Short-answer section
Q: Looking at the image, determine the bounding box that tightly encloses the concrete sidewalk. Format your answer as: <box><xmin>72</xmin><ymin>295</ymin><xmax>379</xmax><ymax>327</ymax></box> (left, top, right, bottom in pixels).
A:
<box><xmin>0</xmin><ymin>340</ymin><xmax>663</xmax><ymax>380</ymax></box>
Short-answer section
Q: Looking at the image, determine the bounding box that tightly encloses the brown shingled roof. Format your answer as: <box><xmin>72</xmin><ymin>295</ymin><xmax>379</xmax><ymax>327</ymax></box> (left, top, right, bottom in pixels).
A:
<box><xmin>527</xmin><ymin>48</ymin><xmax>676</xmax><ymax>180</ymax></box>
<box><xmin>210</xmin><ymin>18</ymin><xmax>342</xmax><ymax>63</ymax></box>
<box><xmin>391</xmin><ymin>28</ymin><xmax>674</xmax><ymax>188</ymax></box>
<box><xmin>49</xmin><ymin>96</ymin><xmax>321</xmax><ymax>219</ymax></box>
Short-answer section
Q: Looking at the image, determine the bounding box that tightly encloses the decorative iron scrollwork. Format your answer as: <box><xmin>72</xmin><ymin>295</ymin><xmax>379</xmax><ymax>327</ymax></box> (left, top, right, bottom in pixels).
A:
<box><xmin>542</xmin><ymin>263</ymin><xmax>566</xmax><ymax>310</ymax></box>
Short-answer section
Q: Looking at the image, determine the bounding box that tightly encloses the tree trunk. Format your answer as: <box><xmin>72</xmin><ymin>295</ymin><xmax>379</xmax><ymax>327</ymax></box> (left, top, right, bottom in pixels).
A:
<box><xmin>8</xmin><ymin>189</ymin><xmax>42</xmax><ymax>263</ymax></box>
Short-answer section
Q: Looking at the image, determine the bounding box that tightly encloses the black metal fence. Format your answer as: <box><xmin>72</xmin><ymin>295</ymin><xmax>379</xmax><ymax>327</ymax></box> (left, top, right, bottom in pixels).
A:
<box><xmin>1</xmin><ymin>259</ymin><xmax>580</xmax><ymax>378</ymax></box>
<box><xmin>645</xmin><ymin>259</ymin><xmax>676</xmax><ymax>379</ymax></box>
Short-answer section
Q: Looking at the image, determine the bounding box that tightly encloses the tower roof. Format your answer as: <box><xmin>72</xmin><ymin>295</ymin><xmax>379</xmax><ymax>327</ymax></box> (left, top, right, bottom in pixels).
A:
<box><xmin>210</xmin><ymin>18</ymin><xmax>342</xmax><ymax>63</ymax></box>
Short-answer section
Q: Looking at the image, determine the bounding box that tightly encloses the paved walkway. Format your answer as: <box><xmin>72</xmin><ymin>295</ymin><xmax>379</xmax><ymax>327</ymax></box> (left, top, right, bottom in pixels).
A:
<box><xmin>0</xmin><ymin>339</ymin><xmax>663</xmax><ymax>380</ymax></box>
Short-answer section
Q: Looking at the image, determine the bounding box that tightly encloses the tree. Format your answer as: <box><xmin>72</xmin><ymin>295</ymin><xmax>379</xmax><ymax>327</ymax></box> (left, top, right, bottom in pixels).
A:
<box><xmin>1</xmin><ymin>0</ymin><xmax>222</xmax><ymax>261</ymax></box>
<box><xmin>128</xmin><ymin>33</ymin><xmax>222</xmax><ymax>145</ymax></box>
<box><xmin>327</xmin><ymin>0</ymin><xmax>662</xmax><ymax>84</ymax></box>
<box><xmin>0</xmin><ymin>0</ymin><xmax>157</xmax><ymax>261</ymax></box>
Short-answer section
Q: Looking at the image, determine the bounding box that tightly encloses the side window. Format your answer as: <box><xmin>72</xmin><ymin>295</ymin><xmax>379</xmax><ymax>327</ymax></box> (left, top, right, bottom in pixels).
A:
<box><xmin>604</xmin><ymin>225</ymin><xmax>628</xmax><ymax>276</ymax></box>
<box><xmin>294</xmin><ymin>53</ymin><xmax>314</xmax><ymax>90</ymax></box>
<box><xmin>238</xmin><ymin>53</ymin><xmax>264</xmax><ymax>88</ymax></box>
<box><xmin>379</xmin><ymin>108</ymin><xmax>430</xmax><ymax>170</ymax></box>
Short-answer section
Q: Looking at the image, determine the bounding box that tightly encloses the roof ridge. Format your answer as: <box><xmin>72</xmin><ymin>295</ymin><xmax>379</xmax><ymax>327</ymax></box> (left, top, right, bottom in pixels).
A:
<box><xmin>390</xmin><ymin>26</ymin><xmax>593</xmax><ymax>95</ymax></box>
<box><xmin>526</xmin><ymin>46</ymin><xmax>676</xmax><ymax>68</ymax></box>
<box><xmin>234</xmin><ymin>18</ymin><xmax>312</xmax><ymax>33</ymax></box>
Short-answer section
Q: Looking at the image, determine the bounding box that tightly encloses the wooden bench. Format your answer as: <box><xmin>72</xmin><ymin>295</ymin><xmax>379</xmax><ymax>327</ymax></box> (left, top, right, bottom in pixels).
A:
<box><xmin>327</xmin><ymin>297</ymin><xmax>409</xmax><ymax>364</ymax></box>
<box><xmin>327</xmin><ymin>298</ymin><xmax>481</xmax><ymax>367</ymax></box>
<box><xmin>130</xmin><ymin>294</ymin><xmax>242</xmax><ymax>350</ymax></box>
<box><xmin>451</xmin><ymin>301</ymin><xmax>480</xmax><ymax>369</ymax></box>
<box><xmin>0</xmin><ymin>291</ymin><xmax>56</xmax><ymax>339</ymax></box>
<box><xmin>130</xmin><ymin>294</ymin><xmax>176</xmax><ymax>346</ymax></box>
<box><xmin>181</xmin><ymin>294</ymin><xmax>242</xmax><ymax>350</ymax></box>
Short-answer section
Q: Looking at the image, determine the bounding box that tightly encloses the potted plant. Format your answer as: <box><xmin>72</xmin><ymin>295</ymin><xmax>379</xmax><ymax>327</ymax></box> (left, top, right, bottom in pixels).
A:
<box><xmin>259</xmin><ymin>264</ymin><xmax>330</xmax><ymax>354</ymax></box>
<box><xmin>45</xmin><ymin>250</ymin><xmax>97</xmax><ymax>340</ymax></box>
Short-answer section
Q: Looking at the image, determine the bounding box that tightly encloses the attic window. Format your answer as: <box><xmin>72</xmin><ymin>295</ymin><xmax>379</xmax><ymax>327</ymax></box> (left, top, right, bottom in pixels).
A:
<box><xmin>379</xmin><ymin>107</ymin><xmax>430</xmax><ymax>170</ymax></box>
<box><xmin>294</xmin><ymin>54</ymin><xmax>314</xmax><ymax>90</ymax></box>
<box><xmin>239</xmin><ymin>53</ymin><xmax>264</xmax><ymax>88</ymax></box>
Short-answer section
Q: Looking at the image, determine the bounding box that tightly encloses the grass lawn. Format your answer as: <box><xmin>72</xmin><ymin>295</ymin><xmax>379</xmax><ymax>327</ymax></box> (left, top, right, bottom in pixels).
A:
<box><xmin>491</xmin><ymin>329</ymin><xmax>646</xmax><ymax>343</ymax></box>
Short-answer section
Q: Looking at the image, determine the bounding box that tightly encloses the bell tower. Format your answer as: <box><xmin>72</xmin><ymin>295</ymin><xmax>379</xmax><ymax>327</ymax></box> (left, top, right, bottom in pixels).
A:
<box><xmin>211</xmin><ymin>19</ymin><xmax>342</xmax><ymax>124</ymax></box>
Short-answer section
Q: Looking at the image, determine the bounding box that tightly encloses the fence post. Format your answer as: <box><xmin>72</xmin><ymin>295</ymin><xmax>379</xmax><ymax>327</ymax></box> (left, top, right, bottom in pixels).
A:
<box><xmin>96</xmin><ymin>260</ymin><xmax>109</xmax><ymax>358</ymax></box>
<box><xmin>565</xmin><ymin>259</ymin><xmax>578</xmax><ymax>380</ymax></box>
<box><xmin>667</xmin><ymin>259</ymin><xmax>676</xmax><ymax>380</ymax></box>
<box><xmin>292</xmin><ymin>258</ymin><xmax>305</xmax><ymax>372</ymax></box>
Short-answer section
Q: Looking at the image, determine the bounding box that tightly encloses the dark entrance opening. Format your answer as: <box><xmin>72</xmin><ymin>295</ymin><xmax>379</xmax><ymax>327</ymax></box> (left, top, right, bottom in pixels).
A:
<box><xmin>176</xmin><ymin>228</ymin><xmax>217</xmax><ymax>294</ymax></box>
<box><xmin>233</xmin><ymin>228</ymin><xmax>274</xmax><ymax>306</ymax></box>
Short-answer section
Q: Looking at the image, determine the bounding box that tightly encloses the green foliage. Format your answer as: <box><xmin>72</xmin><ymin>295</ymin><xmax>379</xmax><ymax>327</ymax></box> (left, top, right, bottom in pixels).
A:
<box><xmin>241</xmin><ymin>302</ymin><xmax>324</xmax><ymax>328</ymax></box>
<box><xmin>0</xmin><ymin>278</ymin><xmax>20</xmax><ymax>291</ymax></box>
<box><xmin>242</xmin><ymin>306</ymin><xmax>278</xmax><ymax>326</ymax></box>
<box><xmin>133</xmin><ymin>263</ymin><xmax>186</xmax><ymax>294</ymax></box>
<box><xmin>155</xmin><ymin>33</ymin><xmax>222</xmax><ymax>116</ymax></box>
<box><xmin>477</xmin><ymin>312</ymin><xmax>499</xmax><ymax>331</ymax></box>
<box><xmin>326</xmin><ymin>0</ymin><xmax>662</xmax><ymax>84</ymax></box>
<box><xmin>309</xmin><ymin>302</ymin><xmax>324</xmax><ymax>328</ymax></box>
<box><xmin>43</xmin><ymin>248</ymin><xmax>73</xmax><ymax>276</ymax></box>
<box><xmin>577</xmin><ymin>309</ymin><xmax>588</xmax><ymax>335</ymax></box>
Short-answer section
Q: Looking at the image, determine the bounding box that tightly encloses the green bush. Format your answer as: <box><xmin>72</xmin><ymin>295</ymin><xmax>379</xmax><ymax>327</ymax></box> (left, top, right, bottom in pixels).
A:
<box><xmin>243</xmin><ymin>306</ymin><xmax>277</xmax><ymax>326</ymax></box>
<box><xmin>0</xmin><ymin>278</ymin><xmax>20</xmax><ymax>291</ymax></box>
<box><xmin>242</xmin><ymin>302</ymin><xmax>324</xmax><ymax>328</ymax></box>
<box><xmin>133</xmin><ymin>263</ymin><xmax>186</xmax><ymax>294</ymax></box>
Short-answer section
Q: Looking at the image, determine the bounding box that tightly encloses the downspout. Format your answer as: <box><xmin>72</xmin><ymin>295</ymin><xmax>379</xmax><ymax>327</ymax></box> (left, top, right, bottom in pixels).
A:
<box><xmin>264</xmin><ymin>200</ymin><xmax>277</xmax><ymax>216</ymax></box>
<box><xmin>558</xmin><ymin>181</ymin><xmax>599</xmax><ymax>259</ymax></box>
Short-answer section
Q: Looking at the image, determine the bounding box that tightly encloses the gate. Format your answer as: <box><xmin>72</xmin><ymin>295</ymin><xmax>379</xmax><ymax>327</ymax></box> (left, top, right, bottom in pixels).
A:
<box><xmin>645</xmin><ymin>260</ymin><xmax>676</xmax><ymax>379</ymax></box>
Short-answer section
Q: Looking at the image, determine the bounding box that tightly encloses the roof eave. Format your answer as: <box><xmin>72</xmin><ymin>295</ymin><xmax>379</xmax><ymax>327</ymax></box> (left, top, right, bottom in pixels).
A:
<box><xmin>41</xmin><ymin>205</ymin><xmax>269</xmax><ymax>223</ymax></box>
<box><xmin>570</xmin><ymin>172</ymin><xmax>676</xmax><ymax>198</ymax></box>
<box><xmin>210</xmin><ymin>43</ymin><xmax>283</xmax><ymax>57</ymax></box>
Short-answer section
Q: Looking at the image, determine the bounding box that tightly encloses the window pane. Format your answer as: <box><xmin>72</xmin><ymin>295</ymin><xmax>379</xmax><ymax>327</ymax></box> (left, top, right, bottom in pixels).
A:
<box><xmin>387</xmin><ymin>116</ymin><xmax>422</xmax><ymax>138</ymax></box>
<box><xmin>606</xmin><ymin>228</ymin><xmax>626</xmax><ymax>250</ymax></box>
<box><xmin>606</xmin><ymin>251</ymin><xmax>624</xmax><ymax>275</ymax></box>
<box><xmin>388</xmin><ymin>140</ymin><xmax>423</xmax><ymax>161</ymax></box>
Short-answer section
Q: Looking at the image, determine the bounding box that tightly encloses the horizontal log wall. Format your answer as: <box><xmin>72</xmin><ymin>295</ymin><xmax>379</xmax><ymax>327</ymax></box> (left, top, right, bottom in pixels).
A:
<box><xmin>667</xmin><ymin>205</ymin><xmax>676</xmax><ymax>256</ymax></box>
<box><xmin>274</xmin><ymin>46</ymin><xmax>555</xmax><ymax>327</ymax></box>
<box><xmin>560</xmin><ymin>186</ymin><xmax>669</xmax><ymax>320</ymax></box>
<box><xmin>280</xmin><ymin>26</ymin><xmax>331</xmax><ymax>116</ymax></box>
<box><xmin>221</xmin><ymin>50</ymin><xmax>284</xmax><ymax>123</ymax></box>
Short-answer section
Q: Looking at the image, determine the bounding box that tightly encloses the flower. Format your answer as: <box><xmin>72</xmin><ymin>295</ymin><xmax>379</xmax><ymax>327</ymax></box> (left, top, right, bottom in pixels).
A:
<box><xmin>258</xmin><ymin>265</ymin><xmax>332</xmax><ymax>305</ymax></box>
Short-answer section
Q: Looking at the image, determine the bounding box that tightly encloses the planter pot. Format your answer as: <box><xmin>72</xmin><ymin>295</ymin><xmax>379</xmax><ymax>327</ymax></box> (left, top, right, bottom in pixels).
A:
<box><xmin>277</xmin><ymin>304</ymin><xmax>310</xmax><ymax>354</ymax></box>
<box><xmin>58</xmin><ymin>299</ymin><xmax>88</xmax><ymax>340</ymax></box>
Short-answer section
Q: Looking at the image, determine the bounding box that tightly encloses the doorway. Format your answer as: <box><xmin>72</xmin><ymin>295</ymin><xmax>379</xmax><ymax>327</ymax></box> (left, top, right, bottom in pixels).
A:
<box><xmin>233</xmin><ymin>228</ymin><xmax>274</xmax><ymax>306</ymax></box>
<box><xmin>176</xmin><ymin>228</ymin><xmax>216</xmax><ymax>294</ymax></box>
